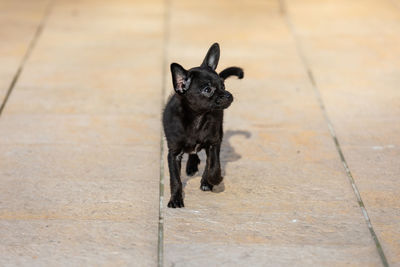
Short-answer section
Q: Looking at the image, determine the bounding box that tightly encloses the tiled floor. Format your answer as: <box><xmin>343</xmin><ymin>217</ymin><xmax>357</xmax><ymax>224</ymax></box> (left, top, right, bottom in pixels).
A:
<box><xmin>0</xmin><ymin>0</ymin><xmax>399</xmax><ymax>266</ymax></box>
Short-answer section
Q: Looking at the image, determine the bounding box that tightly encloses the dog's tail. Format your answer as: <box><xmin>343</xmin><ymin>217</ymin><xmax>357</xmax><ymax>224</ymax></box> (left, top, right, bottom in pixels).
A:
<box><xmin>219</xmin><ymin>67</ymin><xmax>244</xmax><ymax>80</ymax></box>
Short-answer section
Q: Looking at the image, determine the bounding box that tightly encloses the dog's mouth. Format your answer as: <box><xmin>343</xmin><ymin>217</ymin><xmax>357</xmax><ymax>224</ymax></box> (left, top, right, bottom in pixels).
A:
<box><xmin>215</xmin><ymin>101</ymin><xmax>232</xmax><ymax>110</ymax></box>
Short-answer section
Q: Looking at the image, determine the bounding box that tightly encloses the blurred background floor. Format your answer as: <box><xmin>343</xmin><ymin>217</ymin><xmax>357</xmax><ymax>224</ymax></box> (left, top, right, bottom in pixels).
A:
<box><xmin>0</xmin><ymin>0</ymin><xmax>399</xmax><ymax>266</ymax></box>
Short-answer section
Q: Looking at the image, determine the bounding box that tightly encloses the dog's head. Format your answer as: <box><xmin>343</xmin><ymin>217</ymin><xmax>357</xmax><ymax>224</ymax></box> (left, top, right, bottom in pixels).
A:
<box><xmin>170</xmin><ymin>43</ymin><xmax>243</xmax><ymax>113</ymax></box>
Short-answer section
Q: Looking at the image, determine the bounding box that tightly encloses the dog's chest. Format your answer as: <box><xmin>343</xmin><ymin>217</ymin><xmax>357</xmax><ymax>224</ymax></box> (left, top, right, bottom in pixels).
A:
<box><xmin>183</xmin><ymin>114</ymin><xmax>218</xmax><ymax>153</ymax></box>
<box><xmin>183</xmin><ymin>141</ymin><xmax>203</xmax><ymax>154</ymax></box>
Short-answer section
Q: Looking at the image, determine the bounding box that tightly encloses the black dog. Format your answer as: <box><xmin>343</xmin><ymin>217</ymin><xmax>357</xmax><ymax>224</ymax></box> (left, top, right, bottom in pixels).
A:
<box><xmin>163</xmin><ymin>43</ymin><xmax>244</xmax><ymax>208</ymax></box>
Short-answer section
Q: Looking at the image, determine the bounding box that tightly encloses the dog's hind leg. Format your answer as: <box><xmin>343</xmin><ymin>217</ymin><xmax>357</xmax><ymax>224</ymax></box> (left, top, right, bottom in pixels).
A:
<box><xmin>186</xmin><ymin>153</ymin><xmax>200</xmax><ymax>176</ymax></box>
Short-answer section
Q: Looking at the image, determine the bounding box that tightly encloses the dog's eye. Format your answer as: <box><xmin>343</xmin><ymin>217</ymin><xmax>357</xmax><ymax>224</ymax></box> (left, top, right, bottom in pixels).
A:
<box><xmin>203</xmin><ymin>86</ymin><xmax>211</xmax><ymax>93</ymax></box>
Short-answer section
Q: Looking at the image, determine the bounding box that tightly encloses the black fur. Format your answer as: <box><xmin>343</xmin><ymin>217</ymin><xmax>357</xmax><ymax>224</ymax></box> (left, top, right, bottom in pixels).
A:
<box><xmin>163</xmin><ymin>43</ymin><xmax>244</xmax><ymax>208</ymax></box>
<box><xmin>219</xmin><ymin>67</ymin><xmax>244</xmax><ymax>80</ymax></box>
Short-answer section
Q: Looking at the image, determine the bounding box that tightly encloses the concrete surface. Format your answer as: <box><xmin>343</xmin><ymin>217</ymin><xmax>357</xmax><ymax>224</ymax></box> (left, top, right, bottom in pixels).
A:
<box><xmin>0</xmin><ymin>0</ymin><xmax>163</xmax><ymax>265</ymax></box>
<box><xmin>0</xmin><ymin>0</ymin><xmax>399</xmax><ymax>266</ymax></box>
<box><xmin>285</xmin><ymin>0</ymin><xmax>400</xmax><ymax>265</ymax></box>
<box><xmin>0</xmin><ymin>0</ymin><xmax>49</xmax><ymax>101</ymax></box>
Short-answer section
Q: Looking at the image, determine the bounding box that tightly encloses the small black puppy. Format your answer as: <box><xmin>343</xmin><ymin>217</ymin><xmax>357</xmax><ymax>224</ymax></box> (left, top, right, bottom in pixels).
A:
<box><xmin>163</xmin><ymin>43</ymin><xmax>244</xmax><ymax>208</ymax></box>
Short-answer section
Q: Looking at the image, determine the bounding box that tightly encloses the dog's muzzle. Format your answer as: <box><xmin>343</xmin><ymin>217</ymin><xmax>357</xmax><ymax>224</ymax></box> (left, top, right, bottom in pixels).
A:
<box><xmin>215</xmin><ymin>91</ymin><xmax>233</xmax><ymax>109</ymax></box>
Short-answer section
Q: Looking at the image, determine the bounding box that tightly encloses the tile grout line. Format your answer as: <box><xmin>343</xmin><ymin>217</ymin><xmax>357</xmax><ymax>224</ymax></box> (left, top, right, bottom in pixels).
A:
<box><xmin>0</xmin><ymin>0</ymin><xmax>54</xmax><ymax>116</ymax></box>
<box><xmin>158</xmin><ymin>0</ymin><xmax>171</xmax><ymax>266</ymax></box>
<box><xmin>278</xmin><ymin>0</ymin><xmax>389</xmax><ymax>266</ymax></box>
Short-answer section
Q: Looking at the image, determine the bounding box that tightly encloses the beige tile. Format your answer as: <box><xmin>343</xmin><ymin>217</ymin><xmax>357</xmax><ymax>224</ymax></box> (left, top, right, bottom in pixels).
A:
<box><xmin>0</xmin><ymin>144</ymin><xmax>159</xmax><ymax>220</ymax></box>
<box><xmin>286</xmin><ymin>0</ymin><xmax>400</xmax><ymax>264</ymax></box>
<box><xmin>0</xmin><ymin>145</ymin><xmax>160</xmax><ymax>265</ymax></box>
<box><xmin>0</xmin><ymin>220</ymin><xmax>156</xmax><ymax>266</ymax></box>
<box><xmin>0</xmin><ymin>0</ymin><xmax>163</xmax><ymax>265</ymax></box>
<box><xmin>162</xmin><ymin>0</ymin><xmax>380</xmax><ymax>266</ymax></box>
<box><xmin>0</xmin><ymin>114</ymin><xmax>159</xmax><ymax>145</ymax></box>
<box><xmin>0</xmin><ymin>0</ymin><xmax>49</xmax><ymax>100</ymax></box>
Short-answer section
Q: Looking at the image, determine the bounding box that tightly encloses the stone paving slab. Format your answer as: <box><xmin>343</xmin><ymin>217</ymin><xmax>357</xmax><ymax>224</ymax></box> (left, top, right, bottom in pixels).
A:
<box><xmin>163</xmin><ymin>0</ymin><xmax>381</xmax><ymax>266</ymax></box>
<box><xmin>0</xmin><ymin>0</ymin><xmax>49</xmax><ymax>101</ymax></box>
<box><xmin>0</xmin><ymin>219</ymin><xmax>155</xmax><ymax>266</ymax></box>
<box><xmin>285</xmin><ymin>0</ymin><xmax>400</xmax><ymax>264</ymax></box>
<box><xmin>0</xmin><ymin>0</ymin><xmax>163</xmax><ymax>265</ymax></box>
<box><xmin>0</xmin><ymin>115</ymin><xmax>158</xmax><ymax>145</ymax></box>
<box><xmin>0</xmin><ymin>145</ymin><xmax>157</xmax><ymax>219</ymax></box>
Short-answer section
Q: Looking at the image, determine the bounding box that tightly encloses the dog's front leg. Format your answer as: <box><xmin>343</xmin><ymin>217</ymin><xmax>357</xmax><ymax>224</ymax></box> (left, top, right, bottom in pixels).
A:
<box><xmin>167</xmin><ymin>150</ymin><xmax>184</xmax><ymax>208</ymax></box>
<box><xmin>201</xmin><ymin>143</ymin><xmax>222</xmax><ymax>191</ymax></box>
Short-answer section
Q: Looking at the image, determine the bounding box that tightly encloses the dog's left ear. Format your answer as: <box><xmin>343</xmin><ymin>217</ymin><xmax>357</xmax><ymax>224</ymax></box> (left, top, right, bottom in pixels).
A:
<box><xmin>201</xmin><ymin>43</ymin><xmax>220</xmax><ymax>71</ymax></box>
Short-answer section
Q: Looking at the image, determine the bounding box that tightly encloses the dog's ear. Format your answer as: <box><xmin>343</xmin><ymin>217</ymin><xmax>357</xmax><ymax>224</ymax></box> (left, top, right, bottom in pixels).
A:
<box><xmin>171</xmin><ymin>63</ymin><xmax>190</xmax><ymax>94</ymax></box>
<box><xmin>201</xmin><ymin>43</ymin><xmax>220</xmax><ymax>70</ymax></box>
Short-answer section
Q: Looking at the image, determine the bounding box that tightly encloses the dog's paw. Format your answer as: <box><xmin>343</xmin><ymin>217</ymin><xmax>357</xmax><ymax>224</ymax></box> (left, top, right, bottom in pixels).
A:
<box><xmin>168</xmin><ymin>194</ymin><xmax>184</xmax><ymax>208</ymax></box>
<box><xmin>200</xmin><ymin>180</ymin><xmax>213</xmax><ymax>191</ymax></box>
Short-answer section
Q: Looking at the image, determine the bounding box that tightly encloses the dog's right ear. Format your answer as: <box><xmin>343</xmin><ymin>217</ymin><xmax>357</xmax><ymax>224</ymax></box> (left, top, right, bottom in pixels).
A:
<box><xmin>171</xmin><ymin>63</ymin><xmax>190</xmax><ymax>94</ymax></box>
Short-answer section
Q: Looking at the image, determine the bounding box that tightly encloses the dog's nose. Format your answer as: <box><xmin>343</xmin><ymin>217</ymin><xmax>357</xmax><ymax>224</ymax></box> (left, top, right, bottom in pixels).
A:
<box><xmin>216</xmin><ymin>92</ymin><xmax>233</xmax><ymax>105</ymax></box>
<box><xmin>224</xmin><ymin>92</ymin><xmax>233</xmax><ymax>101</ymax></box>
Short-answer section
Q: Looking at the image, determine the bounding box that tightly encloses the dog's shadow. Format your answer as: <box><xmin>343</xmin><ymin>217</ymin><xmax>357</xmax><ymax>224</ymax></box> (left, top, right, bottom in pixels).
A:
<box><xmin>181</xmin><ymin>130</ymin><xmax>251</xmax><ymax>190</ymax></box>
